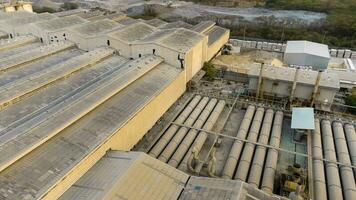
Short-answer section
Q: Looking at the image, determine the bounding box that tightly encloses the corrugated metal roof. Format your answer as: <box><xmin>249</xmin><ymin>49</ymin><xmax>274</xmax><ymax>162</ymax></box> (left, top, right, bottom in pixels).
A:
<box><xmin>144</xmin><ymin>19</ymin><xmax>168</xmax><ymax>27</ymax></box>
<box><xmin>291</xmin><ymin>107</ymin><xmax>315</xmax><ymax>130</ymax></box>
<box><xmin>285</xmin><ymin>40</ymin><xmax>330</xmax><ymax>59</ymax></box>
<box><xmin>2</xmin><ymin>13</ymin><xmax>56</xmax><ymax>26</ymax></box>
<box><xmin>160</xmin><ymin>21</ymin><xmax>193</xmax><ymax>29</ymax></box>
<box><xmin>35</xmin><ymin>16</ymin><xmax>88</xmax><ymax>31</ymax></box>
<box><xmin>192</xmin><ymin>21</ymin><xmax>215</xmax><ymax>33</ymax></box>
<box><xmin>0</xmin><ymin>60</ymin><xmax>181</xmax><ymax>199</ymax></box>
<box><xmin>70</xmin><ymin>19</ymin><xmax>122</xmax><ymax>37</ymax></box>
<box><xmin>204</xmin><ymin>26</ymin><xmax>228</xmax><ymax>46</ymax></box>
<box><xmin>159</xmin><ymin>28</ymin><xmax>204</xmax><ymax>52</ymax></box>
<box><xmin>60</xmin><ymin>151</ymin><xmax>283</xmax><ymax>200</ymax></box>
<box><xmin>109</xmin><ymin>22</ymin><xmax>157</xmax><ymax>43</ymax></box>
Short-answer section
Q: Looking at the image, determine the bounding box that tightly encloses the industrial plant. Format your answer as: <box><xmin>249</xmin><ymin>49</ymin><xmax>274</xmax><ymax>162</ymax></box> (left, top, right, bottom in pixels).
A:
<box><xmin>0</xmin><ymin>1</ymin><xmax>355</xmax><ymax>200</ymax></box>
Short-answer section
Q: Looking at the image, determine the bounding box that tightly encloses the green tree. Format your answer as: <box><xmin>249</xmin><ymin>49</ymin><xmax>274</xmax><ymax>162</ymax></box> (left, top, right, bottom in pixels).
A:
<box><xmin>345</xmin><ymin>95</ymin><xmax>356</xmax><ymax>114</ymax></box>
<box><xmin>202</xmin><ymin>62</ymin><xmax>217</xmax><ymax>81</ymax></box>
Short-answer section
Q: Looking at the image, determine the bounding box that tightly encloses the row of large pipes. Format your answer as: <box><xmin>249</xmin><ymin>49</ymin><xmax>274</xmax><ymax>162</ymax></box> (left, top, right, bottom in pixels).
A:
<box><xmin>311</xmin><ymin>118</ymin><xmax>328</xmax><ymax>200</ymax></box>
<box><xmin>221</xmin><ymin>105</ymin><xmax>256</xmax><ymax>179</ymax></box>
<box><xmin>332</xmin><ymin>121</ymin><xmax>356</xmax><ymax>200</ymax></box>
<box><xmin>149</xmin><ymin>95</ymin><xmax>202</xmax><ymax>158</ymax></box>
<box><xmin>168</xmin><ymin>100</ymin><xmax>226</xmax><ymax>168</ymax></box>
<box><xmin>247</xmin><ymin>109</ymin><xmax>274</xmax><ymax>187</ymax></box>
<box><xmin>234</xmin><ymin>107</ymin><xmax>266</xmax><ymax>181</ymax></box>
<box><xmin>344</xmin><ymin>124</ymin><xmax>356</xmax><ymax>177</ymax></box>
<box><xmin>178</xmin><ymin>101</ymin><xmax>226</xmax><ymax>171</ymax></box>
<box><xmin>158</xmin><ymin>97</ymin><xmax>213</xmax><ymax>162</ymax></box>
<box><xmin>321</xmin><ymin>120</ymin><xmax>343</xmax><ymax>200</ymax></box>
<box><xmin>260</xmin><ymin>111</ymin><xmax>283</xmax><ymax>194</ymax></box>
<box><xmin>221</xmin><ymin>106</ymin><xmax>284</xmax><ymax>194</ymax></box>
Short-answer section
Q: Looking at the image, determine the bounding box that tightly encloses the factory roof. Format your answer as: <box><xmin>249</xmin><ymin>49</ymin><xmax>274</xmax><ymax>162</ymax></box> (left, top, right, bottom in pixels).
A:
<box><xmin>159</xmin><ymin>28</ymin><xmax>204</xmax><ymax>52</ymax></box>
<box><xmin>70</xmin><ymin>19</ymin><xmax>122</xmax><ymax>37</ymax></box>
<box><xmin>0</xmin><ymin>53</ymin><xmax>181</xmax><ymax>199</ymax></box>
<box><xmin>248</xmin><ymin>64</ymin><xmax>339</xmax><ymax>89</ymax></box>
<box><xmin>87</xmin><ymin>12</ymin><xmax>126</xmax><ymax>22</ymax></box>
<box><xmin>138</xmin><ymin>29</ymin><xmax>175</xmax><ymax>43</ymax></box>
<box><xmin>1</xmin><ymin>13</ymin><xmax>56</xmax><ymax>26</ymax></box>
<box><xmin>291</xmin><ymin>107</ymin><xmax>315</xmax><ymax>130</ymax></box>
<box><xmin>35</xmin><ymin>15</ymin><xmax>88</xmax><ymax>31</ymax></box>
<box><xmin>144</xmin><ymin>18</ymin><xmax>168</xmax><ymax>27</ymax></box>
<box><xmin>109</xmin><ymin>22</ymin><xmax>157</xmax><ymax>43</ymax></box>
<box><xmin>60</xmin><ymin>151</ymin><xmax>282</xmax><ymax>200</ymax></box>
<box><xmin>0</xmin><ymin>10</ymin><xmax>34</xmax><ymax>20</ymax></box>
<box><xmin>59</xmin><ymin>151</ymin><xmax>189</xmax><ymax>200</ymax></box>
<box><xmin>54</xmin><ymin>8</ymin><xmax>87</xmax><ymax>17</ymax></box>
<box><xmin>116</xmin><ymin>17</ymin><xmax>140</xmax><ymax>25</ymax></box>
<box><xmin>328</xmin><ymin>69</ymin><xmax>356</xmax><ymax>88</ymax></box>
<box><xmin>192</xmin><ymin>21</ymin><xmax>216</xmax><ymax>33</ymax></box>
<box><xmin>205</xmin><ymin>26</ymin><xmax>228</xmax><ymax>46</ymax></box>
<box><xmin>285</xmin><ymin>40</ymin><xmax>330</xmax><ymax>59</ymax></box>
<box><xmin>160</xmin><ymin>21</ymin><xmax>193</xmax><ymax>29</ymax></box>
<box><xmin>75</xmin><ymin>10</ymin><xmax>104</xmax><ymax>19</ymax></box>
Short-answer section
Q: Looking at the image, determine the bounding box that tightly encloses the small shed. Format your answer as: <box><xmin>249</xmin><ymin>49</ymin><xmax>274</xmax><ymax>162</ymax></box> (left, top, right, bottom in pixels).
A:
<box><xmin>284</xmin><ymin>40</ymin><xmax>330</xmax><ymax>70</ymax></box>
<box><xmin>291</xmin><ymin>107</ymin><xmax>315</xmax><ymax>130</ymax></box>
<box><xmin>291</xmin><ymin>107</ymin><xmax>315</xmax><ymax>142</ymax></box>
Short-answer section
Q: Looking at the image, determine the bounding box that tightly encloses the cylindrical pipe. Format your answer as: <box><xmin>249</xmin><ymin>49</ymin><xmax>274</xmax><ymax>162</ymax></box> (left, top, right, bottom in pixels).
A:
<box><xmin>260</xmin><ymin>111</ymin><xmax>283</xmax><ymax>194</ymax></box>
<box><xmin>247</xmin><ymin>109</ymin><xmax>274</xmax><ymax>187</ymax></box>
<box><xmin>344</xmin><ymin>123</ymin><xmax>356</xmax><ymax>177</ymax></box>
<box><xmin>221</xmin><ymin>105</ymin><xmax>256</xmax><ymax>179</ymax></box>
<box><xmin>168</xmin><ymin>100</ymin><xmax>225</xmax><ymax>167</ymax></box>
<box><xmin>321</xmin><ymin>120</ymin><xmax>343</xmax><ymax>200</ymax></box>
<box><xmin>149</xmin><ymin>95</ymin><xmax>202</xmax><ymax>157</ymax></box>
<box><xmin>234</xmin><ymin>107</ymin><xmax>266</xmax><ymax>181</ymax></box>
<box><xmin>312</xmin><ymin>118</ymin><xmax>328</xmax><ymax>200</ymax></box>
<box><xmin>178</xmin><ymin>101</ymin><xmax>227</xmax><ymax>170</ymax></box>
<box><xmin>333</xmin><ymin>121</ymin><xmax>356</xmax><ymax>200</ymax></box>
<box><xmin>158</xmin><ymin>97</ymin><xmax>211</xmax><ymax>162</ymax></box>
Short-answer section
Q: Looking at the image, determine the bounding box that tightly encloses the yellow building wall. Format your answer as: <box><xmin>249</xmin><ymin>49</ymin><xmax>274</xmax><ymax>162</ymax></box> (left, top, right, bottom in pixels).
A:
<box><xmin>40</xmin><ymin>71</ymin><xmax>186</xmax><ymax>200</ymax></box>
<box><xmin>4</xmin><ymin>6</ymin><xmax>16</xmax><ymax>12</ymax></box>
<box><xmin>22</xmin><ymin>4</ymin><xmax>33</xmax><ymax>13</ymax></box>
<box><xmin>207</xmin><ymin>30</ymin><xmax>230</xmax><ymax>61</ymax></box>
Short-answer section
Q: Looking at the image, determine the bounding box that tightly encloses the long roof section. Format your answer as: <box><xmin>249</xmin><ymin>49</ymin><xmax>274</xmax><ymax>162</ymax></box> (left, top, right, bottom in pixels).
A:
<box><xmin>34</xmin><ymin>15</ymin><xmax>88</xmax><ymax>31</ymax></box>
<box><xmin>109</xmin><ymin>22</ymin><xmax>157</xmax><ymax>43</ymax></box>
<box><xmin>70</xmin><ymin>19</ymin><xmax>122</xmax><ymax>37</ymax></box>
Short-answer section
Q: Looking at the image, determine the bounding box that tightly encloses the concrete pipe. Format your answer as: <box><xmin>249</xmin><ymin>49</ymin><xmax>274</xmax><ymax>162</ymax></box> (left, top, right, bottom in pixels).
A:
<box><xmin>221</xmin><ymin>105</ymin><xmax>256</xmax><ymax>179</ymax></box>
<box><xmin>168</xmin><ymin>100</ymin><xmax>225</xmax><ymax>168</ymax></box>
<box><xmin>158</xmin><ymin>97</ymin><xmax>212</xmax><ymax>162</ymax></box>
<box><xmin>260</xmin><ymin>111</ymin><xmax>283</xmax><ymax>194</ymax></box>
<box><xmin>178</xmin><ymin>100</ymin><xmax>226</xmax><ymax>169</ymax></box>
<box><xmin>312</xmin><ymin>118</ymin><xmax>328</xmax><ymax>200</ymax></box>
<box><xmin>234</xmin><ymin>107</ymin><xmax>266</xmax><ymax>181</ymax></box>
<box><xmin>247</xmin><ymin>109</ymin><xmax>274</xmax><ymax>187</ymax></box>
<box><xmin>149</xmin><ymin>95</ymin><xmax>202</xmax><ymax>157</ymax></box>
<box><xmin>321</xmin><ymin>120</ymin><xmax>343</xmax><ymax>200</ymax></box>
<box><xmin>344</xmin><ymin>123</ymin><xmax>356</xmax><ymax>177</ymax></box>
<box><xmin>333</xmin><ymin>121</ymin><xmax>356</xmax><ymax>200</ymax></box>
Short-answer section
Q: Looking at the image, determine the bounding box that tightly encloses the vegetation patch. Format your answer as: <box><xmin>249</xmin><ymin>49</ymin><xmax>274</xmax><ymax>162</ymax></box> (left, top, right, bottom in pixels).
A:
<box><xmin>202</xmin><ymin>62</ymin><xmax>217</xmax><ymax>81</ymax></box>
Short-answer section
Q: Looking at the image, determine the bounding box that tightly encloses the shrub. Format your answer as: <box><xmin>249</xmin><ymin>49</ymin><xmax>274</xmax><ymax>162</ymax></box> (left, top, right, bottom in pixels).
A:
<box><xmin>202</xmin><ymin>62</ymin><xmax>217</xmax><ymax>81</ymax></box>
<box><xmin>345</xmin><ymin>95</ymin><xmax>356</xmax><ymax>114</ymax></box>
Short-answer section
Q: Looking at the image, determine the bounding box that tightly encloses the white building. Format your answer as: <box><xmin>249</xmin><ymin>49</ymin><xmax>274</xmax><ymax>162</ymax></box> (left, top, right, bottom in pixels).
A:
<box><xmin>284</xmin><ymin>40</ymin><xmax>330</xmax><ymax>70</ymax></box>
